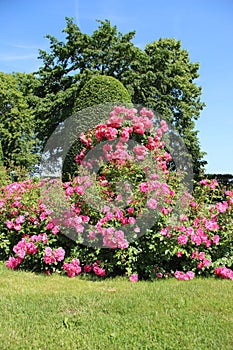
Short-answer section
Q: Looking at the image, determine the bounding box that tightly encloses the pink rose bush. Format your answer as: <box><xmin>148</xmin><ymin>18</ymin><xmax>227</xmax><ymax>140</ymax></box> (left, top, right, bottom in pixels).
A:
<box><xmin>0</xmin><ymin>106</ymin><xmax>232</xmax><ymax>280</ymax></box>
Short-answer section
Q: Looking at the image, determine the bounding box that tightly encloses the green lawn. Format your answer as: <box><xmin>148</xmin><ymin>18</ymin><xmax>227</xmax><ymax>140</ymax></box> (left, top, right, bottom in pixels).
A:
<box><xmin>0</xmin><ymin>263</ymin><xmax>232</xmax><ymax>350</ymax></box>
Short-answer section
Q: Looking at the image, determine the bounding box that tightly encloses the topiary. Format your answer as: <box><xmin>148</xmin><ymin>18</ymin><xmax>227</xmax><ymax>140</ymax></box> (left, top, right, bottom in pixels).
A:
<box><xmin>74</xmin><ymin>75</ymin><xmax>132</xmax><ymax>111</ymax></box>
<box><xmin>62</xmin><ymin>75</ymin><xmax>132</xmax><ymax>181</ymax></box>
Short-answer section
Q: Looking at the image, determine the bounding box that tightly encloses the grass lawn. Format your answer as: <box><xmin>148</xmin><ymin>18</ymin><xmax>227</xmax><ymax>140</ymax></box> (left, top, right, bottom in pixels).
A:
<box><xmin>0</xmin><ymin>263</ymin><xmax>232</xmax><ymax>350</ymax></box>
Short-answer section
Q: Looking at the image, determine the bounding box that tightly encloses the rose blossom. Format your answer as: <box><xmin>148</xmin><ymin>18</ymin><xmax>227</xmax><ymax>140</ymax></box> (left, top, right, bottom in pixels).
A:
<box><xmin>129</xmin><ymin>274</ymin><xmax>138</xmax><ymax>282</ymax></box>
<box><xmin>178</xmin><ymin>234</ymin><xmax>188</xmax><ymax>245</ymax></box>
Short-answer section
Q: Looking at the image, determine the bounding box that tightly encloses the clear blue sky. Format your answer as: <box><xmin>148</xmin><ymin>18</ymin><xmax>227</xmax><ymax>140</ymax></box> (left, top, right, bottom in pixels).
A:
<box><xmin>0</xmin><ymin>0</ymin><xmax>233</xmax><ymax>174</ymax></box>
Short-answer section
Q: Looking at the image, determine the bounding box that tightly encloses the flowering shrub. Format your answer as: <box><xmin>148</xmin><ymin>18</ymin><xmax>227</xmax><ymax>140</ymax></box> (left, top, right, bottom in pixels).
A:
<box><xmin>0</xmin><ymin>106</ymin><xmax>232</xmax><ymax>280</ymax></box>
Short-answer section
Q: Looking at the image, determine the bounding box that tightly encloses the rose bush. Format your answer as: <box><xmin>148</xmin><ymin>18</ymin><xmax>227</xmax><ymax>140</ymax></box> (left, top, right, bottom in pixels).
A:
<box><xmin>0</xmin><ymin>106</ymin><xmax>232</xmax><ymax>280</ymax></box>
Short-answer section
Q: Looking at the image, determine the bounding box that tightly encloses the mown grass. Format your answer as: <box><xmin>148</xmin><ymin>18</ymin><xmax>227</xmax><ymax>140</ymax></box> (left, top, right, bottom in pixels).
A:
<box><xmin>0</xmin><ymin>262</ymin><xmax>232</xmax><ymax>350</ymax></box>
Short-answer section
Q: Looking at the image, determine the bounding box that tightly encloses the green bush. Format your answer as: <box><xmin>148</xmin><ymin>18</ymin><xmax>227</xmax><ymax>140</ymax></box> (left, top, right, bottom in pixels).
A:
<box><xmin>0</xmin><ymin>141</ymin><xmax>3</xmax><ymax>167</ymax></box>
<box><xmin>0</xmin><ymin>167</ymin><xmax>11</xmax><ymax>188</ymax></box>
<box><xmin>74</xmin><ymin>75</ymin><xmax>132</xmax><ymax>111</ymax></box>
<box><xmin>62</xmin><ymin>76</ymin><xmax>132</xmax><ymax>181</ymax></box>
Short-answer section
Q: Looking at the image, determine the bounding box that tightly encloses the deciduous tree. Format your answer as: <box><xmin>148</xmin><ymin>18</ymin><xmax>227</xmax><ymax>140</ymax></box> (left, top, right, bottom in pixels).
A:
<box><xmin>0</xmin><ymin>72</ymin><xmax>39</xmax><ymax>170</ymax></box>
<box><xmin>35</xmin><ymin>18</ymin><xmax>206</xmax><ymax>176</ymax></box>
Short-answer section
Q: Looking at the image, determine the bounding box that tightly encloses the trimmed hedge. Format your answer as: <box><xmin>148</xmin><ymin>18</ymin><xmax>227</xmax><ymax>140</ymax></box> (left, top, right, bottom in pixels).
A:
<box><xmin>62</xmin><ymin>76</ymin><xmax>132</xmax><ymax>181</ymax></box>
<box><xmin>74</xmin><ymin>75</ymin><xmax>132</xmax><ymax>111</ymax></box>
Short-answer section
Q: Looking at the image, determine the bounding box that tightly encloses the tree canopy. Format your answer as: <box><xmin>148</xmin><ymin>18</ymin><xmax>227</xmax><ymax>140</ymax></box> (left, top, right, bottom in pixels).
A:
<box><xmin>0</xmin><ymin>72</ymin><xmax>39</xmax><ymax>170</ymax></box>
<box><xmin>34</xmin><ymin>18</ymin><xmax>206</xmax><ymax>177</ymax></box>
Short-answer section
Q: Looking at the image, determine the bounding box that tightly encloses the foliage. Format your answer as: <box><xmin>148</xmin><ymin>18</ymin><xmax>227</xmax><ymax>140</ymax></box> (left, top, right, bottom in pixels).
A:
<box><xmin>0</xmin><ymin>141</ymin><xmax>3</xmax><ymax>166</ymax></box>
<box><xmin>62</xmin><ymin>75</ymin><xmax>132</xmax><ymax>181</ymax></box>
<box><xmin>0</xmin><ymin>72</ymin><xmax>39</xmax><ymax>170</ymax></box>
<box><xmin>0</xmin><ymin>167</ymin><xmax>11</xmax><ymax>188</ymax></box>
<box><xmin>205</xmin><ymin>173</ymin><xmax>233</xmax><ymax>190</ymax></box>
<box><xmin>1</xmin><ymin>106</ymin><xmax>232</xmax><ymax>281</ymax></box>
<box><xmin>74</xmin><ymin>75</ymin><xmax>132</xmax><ymax>111</ymax></box>
<box><xmin>34</xmin><ymin>18</ymin><xmax>206</xmax><ymax>176</ymax></box>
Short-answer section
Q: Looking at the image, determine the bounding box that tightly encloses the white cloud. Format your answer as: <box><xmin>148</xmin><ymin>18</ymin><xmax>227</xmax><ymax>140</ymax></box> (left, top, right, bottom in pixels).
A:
<box><xmin>0</xmin><ymin>54</ymin><xmax>37</xmax><ymax>61</ymax></box>
<box><xmin>9</xmin><ymin>43</ymin><xmax>39</xmax><ymax>50</ymax></box>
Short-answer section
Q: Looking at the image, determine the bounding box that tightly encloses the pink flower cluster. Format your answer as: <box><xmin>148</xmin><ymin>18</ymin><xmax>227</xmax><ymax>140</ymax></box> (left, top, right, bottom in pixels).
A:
<box><xmin>57</xmin><ymin>106</ymin><xmax>173</xmax><ymax>249</ymax></box>
<box><xmin>2</xmin><ymin>106</ymin><xmax>233</xmax><ymax>281</ymax></box>
<box><xmin>129</xmin><ymin>274</ymin><xmax>138</xmax><ymax>282</ymax></box>
<box><xmin>63</xmin><ymin>258</ymin><xmax>82</xmax><ymax>278</ymax></box>
<box><xmin>86</xmin><ymin>106</ymin><xmax>155</xmax><ymax>146</ymax></box>
<box><xmin>92</xmin><ymin>261</ymin><xmax>106</xmax><ymax>277</ymax></box>
<box><xmin>5</xmin><ymin>234</ymin><xmax>48</xmax><ymax>270</ymax></box>
<box><xmin>102</xmin><ymin>228</ymin><xmax>128</xmax><ymax>249</ymax></box>
<box><xmin>83</xmin><ymin>261</ymin><xmax>106</xmax><ymax>277</ymax></box>
<box><xmin>191</xmin><ymin>251</ymin><xmax>211</xmax><ymax>269</ymax></box>
<box><xmin>6</xmin><ymin>256</ymin><xmax>23</xmax><ymax>270</ymax></box>
<box><xmin>44</xmin><ymin>247</ymin><xmax>65</xmax><ymax>264</ymax></box>
<box><xmin>215</xmin><ymin>266</ymin><xmax>233</xmax><ymax>280</ymax></box>
<box><xmin>13</xmin><ymin>237</ymin><xmax>38</xmax><ymax>259</ymax></box>
<box><xmin>6</xmin><ymin>214</ymin><xmax>25</xmax><ymax>231</ymax></box>
<box><xmin>174</xmin><ymin>271</ymin><xmax>195</xmax><ymax>280</ymax></box>
<box><xmin>199</xmin><ymin>179</ymin><xmax>218</xmax><ymax>189</ymax></box>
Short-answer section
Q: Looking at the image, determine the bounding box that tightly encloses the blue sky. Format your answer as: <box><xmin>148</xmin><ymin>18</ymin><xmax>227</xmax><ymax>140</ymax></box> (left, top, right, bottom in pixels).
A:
<box><xmin>0</xmin><ymin>0</ymin><xmax>232</xmax><ymax>174</ymax></box>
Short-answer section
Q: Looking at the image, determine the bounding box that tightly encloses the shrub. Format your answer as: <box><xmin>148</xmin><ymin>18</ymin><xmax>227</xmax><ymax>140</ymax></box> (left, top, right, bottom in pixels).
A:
<box><xmin>74</xmin><ymin>75</ymin><xmax>132</xmax><ymax>111</ymax></box>
<box><xmin>62</xmin><ymin>75</ymin><xmax>132</xmax><ymax>181</ymax></box>
<box><xmin>1</xmin><ymin>106</ymin><xmax>233</xmax><ymax>280</ymax></box>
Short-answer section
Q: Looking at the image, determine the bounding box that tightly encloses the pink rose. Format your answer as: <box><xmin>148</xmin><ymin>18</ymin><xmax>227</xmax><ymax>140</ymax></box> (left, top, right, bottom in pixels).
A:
<box><xmin>26</xmin><ymin>242</ymin><xmax>38</xmax><ymax>255</ymax></box>
<box><xmin>84</xmin><ymin>265</ymin><xmax>92</xmax><ymax>273</ymax></box>
<box><xmin>147</xmin><ymin>198</ymin><xmax>158</xmax><ymax>210</ymax></box>
<box><xmin>120</xmin><ymin>129</ymin><xmax>130</xmax><ymax>142</ymax></box>
<box><xmin>133</xmin><ymin>122</ymin><xmax>145</xmax><ymax>134</ymax></box>
<box><xmin>176</xmin><ymin>251</ymin><xmax>183</xmax><ymax>258</ymax></box>
<box><xmin>6</xmin><ymin>220</ymin><xmax>14</xmax><ymax>229</ymax></box>
<box><xmin>14</xmin><ymin>224</ymin><xmax>22</xmax><ymax>231</ymax></box>
<box><xmin>65</xmin><ymin>187</ymin><xmax>73</xmax><ymax>196</ymax></box>
<box><xmin>53</xmin><ymin>248</ymin><xmax>65</xmax><ymax>262</ymax></box>
<box><xmin>156</xmin><ymin>273</ymin><xmax>163</xmax><ymax>278</ymax></box>
<box><xmin>213</xmin><ymin>235</ymin><xmax>220</xmax><ymax>244</ymax></box>
<box><xmin>6</xmin><ymin>256</ymin><xmax>22</xmax><ymax>270</ymax></box>
<box><xmin>129</xmin><ymin>274</ymin><xmax>138</xmax><ymax>282</ymax></box>
<box><xmin>139</xmin><ymin>182</ymin><xmax>149</xmax><ymax>192</ymax></box>
<box><xmin>15</xmin><ymin>215</ymin><xmax>25</xmax><ymax>224</ymax></box>
<box><xmin>93</xmin><ymin>266</ymin><xmax>106</xmax><ymax>277</ymax></box>
<box><xmin>52</xmin><ymin>225</ymin><xmax>60</xmax><ymax>234</ymax></box>
<box><xmin>105</xmin><ymin>127</ymin><xmax>118</xmax><ymax>140</ymax></box>
<box><xmin>107</xmin><ymin>115</ymin><xmax>123</xmax><ymax>128</ymax></box>
<box><xmin>198</xmin><ymin>252</ymin><xmax>205</xmax><ymax>260</ymax></box>
<box><xmin>178</xmin><ymin>234</ymin><xmax>188</xmax><ymax>245</ymax></box>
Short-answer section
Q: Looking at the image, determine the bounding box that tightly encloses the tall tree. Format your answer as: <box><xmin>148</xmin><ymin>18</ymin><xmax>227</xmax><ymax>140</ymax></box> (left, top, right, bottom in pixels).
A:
<box><xmin>0</xmin><ymin>140</ymin><xmax>3</xmax><ymax>166</ymax></box>
<box><xmin>126</xmin><ymin>39</ymin><xmax>206</xmax><ymax>175</ymax></box>
<box><xmin>0</xmin><ymin>72</ymin><xmax>39</xmax><ymax>170</ymax></box>
<box><xmin>34</xmin><ymin>18</ymin><xmax>206</xmax><ymax>176</ymax></box>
